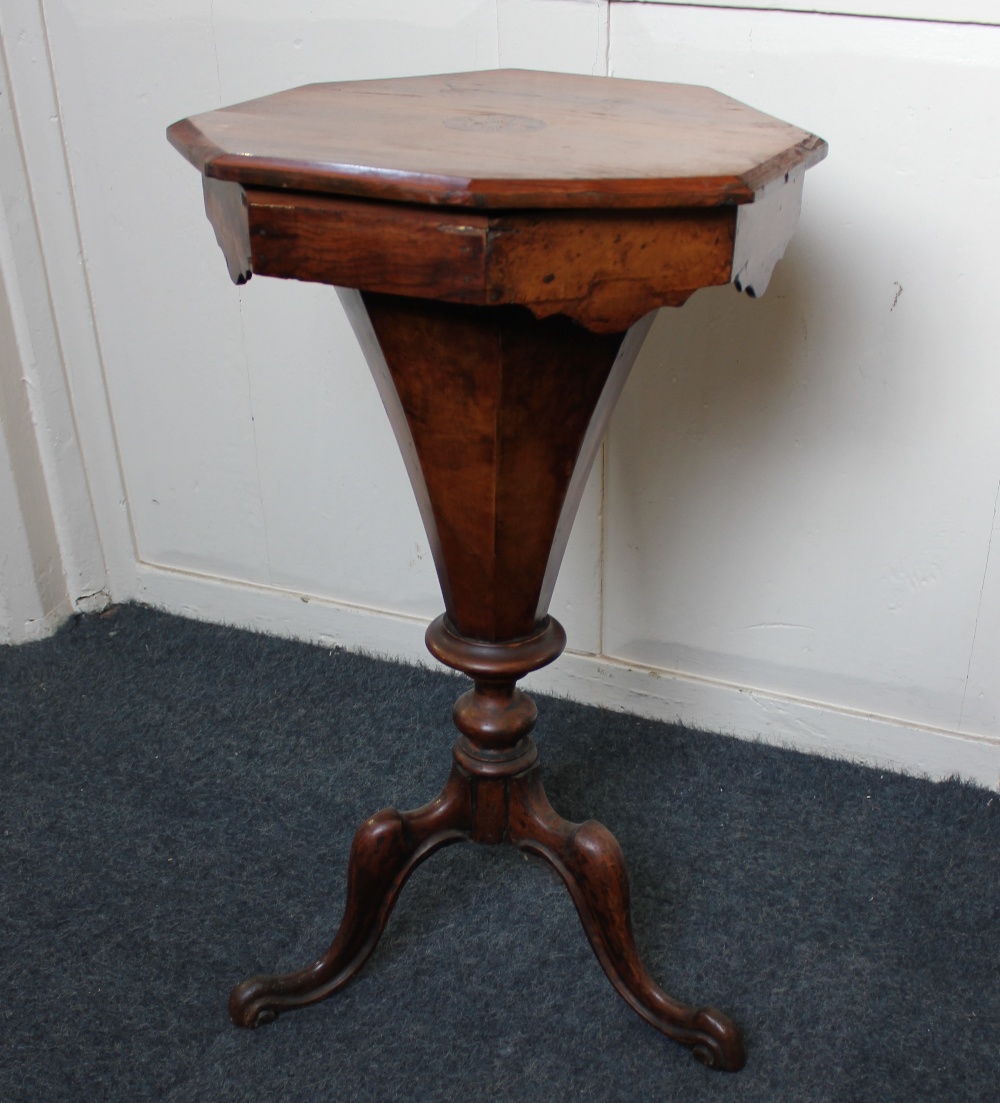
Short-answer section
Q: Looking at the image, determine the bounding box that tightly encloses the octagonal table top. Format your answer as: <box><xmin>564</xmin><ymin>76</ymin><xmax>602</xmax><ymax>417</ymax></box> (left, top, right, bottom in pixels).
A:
<box><xmin>168</xmin><ymin>68</ymin><xmax>826</xmax><ymax>210</ymax></box>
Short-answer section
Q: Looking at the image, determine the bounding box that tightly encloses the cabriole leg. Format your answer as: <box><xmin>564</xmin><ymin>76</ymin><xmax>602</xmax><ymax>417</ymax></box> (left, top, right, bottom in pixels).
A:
<box><xmin>229</xmin><ymin>765</ymin><xmax>472</xmax><ymax>1028</ymax></box>
<box><xmin>508</xmin><ymin>764</ymin><xmax>746</xmax><ymax>1072</ymax></box>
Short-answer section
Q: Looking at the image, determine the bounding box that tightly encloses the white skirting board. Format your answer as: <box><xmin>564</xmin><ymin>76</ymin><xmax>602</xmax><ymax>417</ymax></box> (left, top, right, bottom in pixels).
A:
<box><xmin>136</xmin><ymin>561</ymin><xmax>1000</xmax><ymax>792</ymax></box>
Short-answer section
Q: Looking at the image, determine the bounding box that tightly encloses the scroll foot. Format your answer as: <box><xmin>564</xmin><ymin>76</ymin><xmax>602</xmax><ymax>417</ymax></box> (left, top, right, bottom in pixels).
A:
<box><xmin>229</xmin><ymin>765</ymin><xmax>472</xmax><ymax>1027</ymax></box>
<box><xmin>508</xmin><ymin>765</ymin><xmax>746</xmax><ymax>1071</ymax></box>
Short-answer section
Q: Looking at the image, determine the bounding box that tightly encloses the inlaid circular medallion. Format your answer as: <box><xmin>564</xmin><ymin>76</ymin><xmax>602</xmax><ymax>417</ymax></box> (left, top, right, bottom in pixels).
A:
<box><xmin>442</xmin><ymin>113</ymin><xmax>546</xmax><ymax>133</ymax></box>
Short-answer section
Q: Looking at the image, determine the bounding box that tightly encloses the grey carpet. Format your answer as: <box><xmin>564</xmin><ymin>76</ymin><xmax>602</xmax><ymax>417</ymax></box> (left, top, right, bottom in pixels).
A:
<box><xmin>1</xmin><ymin>604</ymin><xmax>997</xmax><ymax>1101</ymax></box>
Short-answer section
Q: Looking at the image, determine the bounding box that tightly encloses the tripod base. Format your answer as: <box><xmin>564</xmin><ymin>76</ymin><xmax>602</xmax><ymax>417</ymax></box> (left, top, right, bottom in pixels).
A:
<box><xmin>229</xmin><ymin>745</ymin><xmax>746</xmax><ymax>1073</ymax></box>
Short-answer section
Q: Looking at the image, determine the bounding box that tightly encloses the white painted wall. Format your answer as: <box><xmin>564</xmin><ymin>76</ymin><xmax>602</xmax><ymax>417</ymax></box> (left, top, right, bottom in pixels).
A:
<box><xmin>0</xmin><ymin>266</ymin><xmax>67</xmax><ymax>643</ymax></box>
<box><xmin>0</xmin><ymin>27</ymin><xmax>107</xmax><ymax>642</ymax></box>
<box><xmin>1</xmin><ymin>0</ymin><xmax>998</xmax><ymax>788</ymax></box>
<box><xmin>603</xmin><ymin>0</ymin><xmax>1000</xmax><ymax>785</ymax></box>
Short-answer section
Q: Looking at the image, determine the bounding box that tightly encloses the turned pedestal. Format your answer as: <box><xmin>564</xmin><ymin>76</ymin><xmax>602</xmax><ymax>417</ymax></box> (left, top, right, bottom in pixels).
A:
<box><xmin>168</xmin><ymin>69</ymin><xmax>826</xmax><ymax>1072</ymax></box>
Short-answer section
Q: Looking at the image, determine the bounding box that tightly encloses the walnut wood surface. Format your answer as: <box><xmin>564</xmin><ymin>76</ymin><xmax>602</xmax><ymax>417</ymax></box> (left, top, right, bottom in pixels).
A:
<box><xmin>228</xmin><ymin>766</ymin><xmax>472</xmax><ymax>1028</ymax></box>
<box><xmin>228</xmin><ymin>748</ymin><xmax>745</xmax><ymax>1071</ymax></box>
<box><xmin>170</xmin><ymin>68</ymin><xmax>830</xmax><ymax>1072</ymax></box>
<box><xmin>192</xmin><ymin>168</ymin><xmax>806</xmax><ymax>329</ymax></box>
<box><xmin>225</xmin><ymin>287</ymin><xmax>749</xmax><ymax>1067</ymax></box>
<box><xmin>509</xmin><ymin>764</ymin><xmax>746</xmax><ymax>1071</ymax></box>
<box><xmin>168</xmin><ymin>69</ymin><xmax>826</xmax><ymax>210</ymax></box>
<box><xmin>246</xmin><ymin>189</ymin><xmax>739</xmax><ymax>330</ymax></box>
<box><xmin>359</xmin><ymin>293</ymin><xmax>627</xmax><ymax>641</ymax></box>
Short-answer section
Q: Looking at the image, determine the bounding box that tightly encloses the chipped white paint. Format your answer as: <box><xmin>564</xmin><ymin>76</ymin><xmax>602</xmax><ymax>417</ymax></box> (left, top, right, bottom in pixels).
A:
<box><xmin>1</xmin><ymin>0</ymin><xmax>998</xmax><ymax>787</ymax></box>
<box><xmin>731</xmin><ymin>168</ymin><xmax>805</xmax><ymax>299</ymax></box>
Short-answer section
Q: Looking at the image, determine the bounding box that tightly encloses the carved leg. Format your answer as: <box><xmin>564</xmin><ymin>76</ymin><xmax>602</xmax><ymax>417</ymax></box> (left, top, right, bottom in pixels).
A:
<box><xmin>508</xmin><ymin>765</ymin><xmax>746</xmax><ymax>1071</ymax></box>
<box><xmin>229</xmin><ymin>764</ymin><xmax>472</xmax><ymax>1027</ymax></box>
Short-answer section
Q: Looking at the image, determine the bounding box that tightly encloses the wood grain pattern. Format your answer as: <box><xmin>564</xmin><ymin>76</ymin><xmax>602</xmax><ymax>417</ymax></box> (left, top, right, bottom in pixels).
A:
<box><xmin>172</xmin><ymin>69</ymin><xmax>829</xmax><ymax>1072</ymax></box>
<box><xmin>485</xmin><ymin>207</ymin><xmax>734</xmax><ymax>329</ymax></box>
<box><xmin>360</xmin><ymin>292</ymin><xmax>627</xmax><ymax>641</ymax></box>
<box><xmin>196</xmin><ymin>172</ymin><xmax>807</xmax><ymax>330</ymax></box>
<box><xmin>168</xmin><ymin>69</ymin><xmax>826</xmax><ymax>210</ymax></box>
<box><xmin>247</xmin><ymin>190</ymin><xmax>736</xmax><ymax>330</ymax></box>
<box><xmin>249</xmin><ymin>190</ymin><xmax>489</xmax><ymax>302</ymax></box>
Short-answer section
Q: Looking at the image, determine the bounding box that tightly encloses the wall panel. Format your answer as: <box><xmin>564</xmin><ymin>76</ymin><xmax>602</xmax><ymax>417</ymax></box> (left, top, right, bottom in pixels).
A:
<box><xmin>606</xmin><ymin>5</ymin><xmax>1000</xmax><ymax>742</ymax></box>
